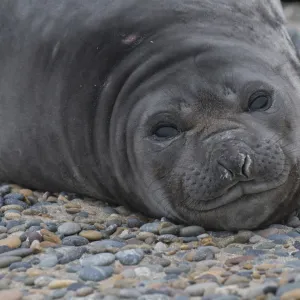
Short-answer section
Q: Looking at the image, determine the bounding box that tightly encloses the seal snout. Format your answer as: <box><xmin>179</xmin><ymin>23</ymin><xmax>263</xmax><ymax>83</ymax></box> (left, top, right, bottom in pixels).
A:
<box><xmin>217</xmin><ymin>152</ymin><xmax>252</xmax><ymax>181</ymax></box>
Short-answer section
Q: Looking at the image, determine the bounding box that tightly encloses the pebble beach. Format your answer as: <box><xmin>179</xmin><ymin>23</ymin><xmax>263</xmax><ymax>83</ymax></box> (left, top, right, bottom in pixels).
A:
<box><xmin>0</xmin><ymin>3</ymin><xmax>300</xmax><ymax>300</ymax></box>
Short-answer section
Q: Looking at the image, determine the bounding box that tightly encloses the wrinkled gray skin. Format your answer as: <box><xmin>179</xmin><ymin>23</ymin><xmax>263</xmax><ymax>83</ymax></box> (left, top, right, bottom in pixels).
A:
<box><xmin>0</xmin><ymin>0</ymin><xmax>300</xmax><ymax>230</ymax></box>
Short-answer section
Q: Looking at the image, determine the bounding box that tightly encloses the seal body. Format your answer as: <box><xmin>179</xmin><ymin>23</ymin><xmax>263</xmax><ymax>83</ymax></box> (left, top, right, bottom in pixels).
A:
<box><xmin>0</xmin><ymin>0</ymin><xmax>300</xmax><ymax>230</ymax></box>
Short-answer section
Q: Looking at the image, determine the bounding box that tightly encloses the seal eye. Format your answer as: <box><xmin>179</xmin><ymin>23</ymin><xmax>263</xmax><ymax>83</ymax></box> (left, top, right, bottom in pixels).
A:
<box><xmin>248</xmin><ymin>91</ymin><xmax>272</xmax><ymax>112</ymax></box>
<box><xmin>153</xmin><ymin>125</ymin><xmax>179</xmax><ymax>139</ymax></box>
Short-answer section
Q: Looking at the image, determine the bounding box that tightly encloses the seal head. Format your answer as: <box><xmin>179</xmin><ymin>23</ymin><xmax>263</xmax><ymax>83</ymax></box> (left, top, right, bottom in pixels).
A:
<box><xmin>106</xmin><ymin>0</ymin><xmax>300</xmax><ymax>230</ymax></box>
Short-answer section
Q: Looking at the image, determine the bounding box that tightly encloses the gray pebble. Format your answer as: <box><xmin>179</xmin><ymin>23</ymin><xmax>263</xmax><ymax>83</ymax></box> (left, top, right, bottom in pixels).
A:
<box><xmin>154</xmin><ymin>242</ymin><xmax>168</xmax><ymax>252</ymax></box>
<box><xmin>62</xmin><ymin>235</ymin><xmax>89</xmax><ymax>246</ymax></box>
<box><xmin>39</xmin><ymin>254</ymin><xmax>58</xmax><ymax>268</ymax></box>
<box><xmin>50</xmin><ymin>288</ymin><xmax>67</xmax><ymax>299</ymax></box>
<box><xmin>9</xmin><ymin>261</ymin><xmax>32</xmax><ymax>271</ymax></box>
<box><xmin>140</xmin><ymin>222</ymin><xmax>161</xmax><ymax>234</ymax></box>
<box><xmin>76</xmin><ymin>286</ymin><xmax>94</xmax><ymax>297</ymax></box>
<box><xmin>66</xmin><ymin>263</ymin><xmax>82</xmax><ymax>273</ymax></box>
<box><xmin>24</xmin><ymin>277</ymin><xmax>36</xmax><ymax>286</ymax></box>
<box><xmin>57</xmin><ymin>222</ymin><xmax>81</xmax><ymax>236</ymax></box>
<box><xmin>67</xmin><ymin>283</ymin><xmax>85</xmax><ymax>291</ymax></box>
<box><xmin>27</xmin><ymin>225</ymin><xmax>42</xmax><ymax>232</ymax></box>
<box><xmin>78</xmin><ymin>266</ymin><xmax>114</xmax><ymax>281</ymax></box>
<box><xmin>80</xmin><ymin>253</ymin><xmax>115</xmax><ymax>267</ymax></box>
<box><xmin>4</xmin><ymin>193</ymin><xmax>24</xmax><ymax>201</ymax></box>
<box><xmin>256</xmin><ymin>242</ymin><xmax>277</xmax><ymax>250</ymax></box>
<box><xmin>186</xmin><ymin>248</ymin><xmax>215</xmax><ymax>261</ymax></box>
<box><xmin>7</xmin><ymin>224</ymin><xmax>26</xmax><ymax>234</ymax></box>
<box><xmin>127</xmin><ymin>217</ymin><xmax>144</xmax><ymax>228</ymax></box>
<box><xmin>27</xmin><ymin>231</ymin><xmax>43</xmax><ymax>244</ymax></box>
<box><xmin>249</xmin><ymin>235</ymin><xmax>264</xmax><ymax>244</ymax></box>
<box><xmin>4</xmin><ymin>198</ymin><xmax>27</xmax><ymax>209</ymax></box>
<box><xmin>179</xmin><ymin>226</ymin><xmax>205</xmax><ymax>237</ymax></box>
<box><xmin>157</xmin><ymin>234</ymin><xmax>179</xmax><ymax>243</ymax></box>
<box><xmin>116</xmin><ymin>249</ymin><xmax>144</xmax><ymax>265</ymax></box>
<box><xmin>0</xmin><ymin>248</ymin><xmax>33</xmax><ymax>258</ymax></box>
<box><xmin>34</xmin><ymin>275</ymin><xmax>53</xmax><ymax>287</ymax></box>
<box><xmin>90</xmin><ymin>239</ymin><xmax>126</xmax><ymax>249</ymax></box>
<box><xmin>184</xmin><ymin>282</ymin><xmax>219</xmax><ymax>296</ymax></box>
<box><xmin>102</xmin><ymin>206</ymin><xmax>118</xmax><ymax>215</ymax></box>
<box><xmin>0</xmin><ymin>256</ymin><xmax>22</xmax><ymax>268</ymax></box>
<box><xmin>6</xmin><ymin>220</ymin><xmax>22</xmax><ymax>230</ymax></box>
<box><xmin>56</xmin><ymin>246</ymin><xmax>86</xmax><ymax>264</ymax></box>
<box><xmin>106</xmin><ymin>218</ymin><xmax>122</xmax><ymax>227</ymax></box>
<box><xmin>159</xmin><ymin>225</ymin><xmax>180</xmax><ymax>236</ymax></box>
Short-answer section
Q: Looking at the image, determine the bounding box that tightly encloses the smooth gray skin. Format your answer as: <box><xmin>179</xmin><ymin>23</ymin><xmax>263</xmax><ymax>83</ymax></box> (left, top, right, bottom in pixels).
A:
<box><xmin>0</xmin><ymin>0</ymin><xmax>300</xmax><ymax>230</ymax></box>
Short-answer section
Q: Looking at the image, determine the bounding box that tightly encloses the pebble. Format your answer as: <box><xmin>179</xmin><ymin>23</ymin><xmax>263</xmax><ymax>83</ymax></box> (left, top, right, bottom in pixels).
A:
<box><xmin>62</xmin><ymin>235</ymin><xmax>89</xmax><ymax>246</ymax></box>
<box><xmin>0</xmin><ymin>248</ymin><xmax>33</xmax><ymax>257</ymax></box>
<box><xmin>185</xmin><ymin>248</ymin><xmax>215</xmax><ymax>261</ymax></box>
<box><xmin>90</xmin><ymin>239</ymin><xmax>126</xmax><ymax>249</ymax></box>
<box><xmin>57</xmin><ymin>222</ymin><xmax>81</xmax><ymax>235</ymax></box>
<box><xmin>39</xmin><ymin>254</ymin><xmax>58</xmax><ymax>268</ymax></box>
<box><xmin>76</xmin><ymin>286</ymin><xmax>94</xmax><ymax>297</ymax></box>
<box><xmin>56</xmin><ymin>246</ymin><xmax>87</xmax><ymax>264</ymax></box>
<box><xmin>50</xmin><ymin>289</ymin><xmax>67</xmax><ymax>299</ymax></box>
<box><xmin>127</xmin><ymin>217</ymin><xmax>144</xmax><ymax>228</ymax></box>
<box><xmin>78</xmin><ymin>266</ymin><xmax>114</xmax><ymax>281</ymax></box>
<box><xmin>267</xmin><ymin>234</ymin><xmax>290</xmax><ymax>244</ymax></box>
<box><xmin>34</xmin><ymin>276</ymin><xmax>53</xmax><ymax>287</ymax></box>
<box><xmin>179</xmin><ymin>226</ymin><xmax>205</xmax><ymax>237</ymax></box>
<box><xmin>80</xmin><ymin>253</ymin><xmax>116</xmax><ymax>266</ymax></box>
<box><xmin>4</xmin><ymin>198</ymin><xmax>27</xmax><ymax>209</ymax></box>
<box><xmin>184</xmin><ymin>282</ymin><xmax>219</xmax><ymax>296</ymax></box>
<box><xmin>27</xmin><ymin>231</ymin><xmax>43</xmax><ymax>244</ymax></box>
<box><xmin>40</xmin><ymin>229</ymin><xmax>61</xmax><ymax>244</ymax></box>
<box><xmin>140</xmin><ymin>222</ymin><xmax>161</xmax><ymax>234</ymax></box>
<box><xmin>0</xmin><ymin>256</ymin><xmax>22</xmax><ymax>268</ymax></box>
<box><xmin>48</xmin><ymin>279</ymin><xmax>77</xmax><ymax>289</ymax></box>
<box><xmin>0</xmin><ymin>290</ymin><xmax>23</xmax><ymax>300</ymax></box>
<box><xmin>154</xmin><ymin>242</ymin><xmax>168</xmax><ymax>252</ymax></box>
<box><xmin>79</xmin><ymin>230</ymin><xmax>104</xmax><ymax>241</ymax></box>
<box><xmin>224</xmin><ymin>274</ymin><xmax>250</xmax><ymax>285</ymax></box>
<box><xmin>9</xmin><ymin>261</ymin><xmax>32</xmax><ymax>271</ymax></box>
<box><xmin>0</xmin><ymin>235</ymin><xmax>21</xmax><ymax>248</ymax></box>
<box><xmin>116</xmin><ymin>249</ymin><xmax>144</xmax><ymax>265</ymax></box>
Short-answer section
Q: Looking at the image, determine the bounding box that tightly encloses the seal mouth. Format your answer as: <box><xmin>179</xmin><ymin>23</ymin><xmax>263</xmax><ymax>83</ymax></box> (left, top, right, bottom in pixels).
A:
<box><xmin>194</xmin><ymin>175</ymin><xmax>288</xmax><ymax>212</ymax></box>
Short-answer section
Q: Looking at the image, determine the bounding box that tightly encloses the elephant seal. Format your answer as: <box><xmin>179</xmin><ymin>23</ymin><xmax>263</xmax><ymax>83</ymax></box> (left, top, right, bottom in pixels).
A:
<box><xmin>0</xmin><ymin>0</ymin><xmax>300</xmax><ymax>230</ymax></box>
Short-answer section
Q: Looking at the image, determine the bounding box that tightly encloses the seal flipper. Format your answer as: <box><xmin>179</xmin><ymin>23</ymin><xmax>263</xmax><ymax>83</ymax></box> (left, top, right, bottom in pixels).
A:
<box><xmin>288</xmin><ymin>27</ymin><xmax>300</xmax><ymax>57</ymax></box>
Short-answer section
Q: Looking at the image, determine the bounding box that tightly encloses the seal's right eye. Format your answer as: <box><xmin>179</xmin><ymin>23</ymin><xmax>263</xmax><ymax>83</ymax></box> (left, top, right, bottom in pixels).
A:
<box><xmin>248</xmin><ymin>90</ymin><xmax>272</xmax><ymax>112</ymax></box>
<box><xmin>153</xmin><ymin>125</ymin><xmax>180</xmax><ymax>139</ymax></box>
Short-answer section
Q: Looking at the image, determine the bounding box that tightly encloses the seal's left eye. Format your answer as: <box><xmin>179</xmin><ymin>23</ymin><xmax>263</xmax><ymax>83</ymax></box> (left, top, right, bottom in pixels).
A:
<box><xmin>248</xmin><ymin>91</ymin><xmax>272</xmax><ymax>112</ymax></box>
<box><xmin>153</xmin><ymin>125</ymin><xmax>179</xmax><ymax>139</ymax></box>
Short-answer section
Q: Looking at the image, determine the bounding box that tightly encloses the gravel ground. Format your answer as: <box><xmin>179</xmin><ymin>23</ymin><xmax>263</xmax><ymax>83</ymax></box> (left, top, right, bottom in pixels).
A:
<box><xmin>2</xmin><ymin>184</ymin><xmax>300</xmax><ymax>300</ymax></box>
<box><xmin>0</xmin><ymin>3</ymin><xmax>300</xmax><ymax>300</ymax></box>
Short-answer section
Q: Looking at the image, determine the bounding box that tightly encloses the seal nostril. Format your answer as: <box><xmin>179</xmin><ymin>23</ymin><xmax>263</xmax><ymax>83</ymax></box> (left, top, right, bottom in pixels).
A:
<box><xmin>217</xmin><ymin>153</ymin><xmax>252</xmax><ymax>180</ymax></box>
<box><xmin>242</xmin><ymin>154</ymin><xmax>252</xmax><ymax>178</ymax></box>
